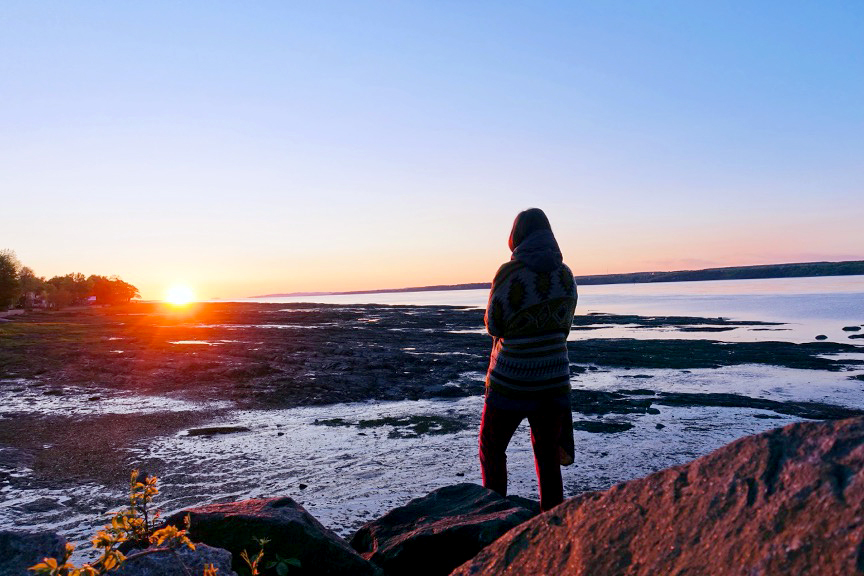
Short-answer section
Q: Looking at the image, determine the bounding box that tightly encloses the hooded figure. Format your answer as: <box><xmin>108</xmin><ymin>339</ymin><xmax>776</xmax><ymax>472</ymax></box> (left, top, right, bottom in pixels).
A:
<box><xmin>480</xmin><ymin>208</ymin><xmax>578</xmax><ymax>511</ymax></box>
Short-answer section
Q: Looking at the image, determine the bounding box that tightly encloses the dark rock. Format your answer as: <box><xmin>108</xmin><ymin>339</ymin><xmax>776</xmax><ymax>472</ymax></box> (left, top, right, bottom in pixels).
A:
<box><xmin>577</xmin><ymin>387</ymin><xmax>861</xmax><ymax>420</ymax></box>
<box><xmin>655</xmin><ymin>423</ymin><xmax>665</xmax><ymax>429</ymax></box>
<box><xmin>313</xmin><ymin>417</ymin><xmax>348</xmax><ymax>427</ymax></box>
<box><xmin>18</xmin><ymin>497</ymin><xmax>61</xmax><ymax>513</ymax></box>
<box><xmin>843</xmin><ymin>326</ymin><xmax>861</xmax><ymax>332</ymax></box>
<box><xmin>185</xmin><ymin>426</ymin><xmax>250</xmax><ymax>436</ymax></box>
<box><xmin>350</xmin><ymin>483</ymin><xmax>537</xmax><ymax>576</ymax></box>
<box><xmin>452</xmin><ymin>417</ymin><xmax>864</xmax><ymax>576</ymax></box>
<box><xmin>815</xmin><ymin>335</ymin><xmax>828</xmax><ymax>340</ymax></box>
<box><xmin>114</xmin><ymin>543</ymin><xmax>237</xmax><ymax>576</ymax></box>
<box><xmin>505</xmin><ymin>494</ymin><xmax>541</xmax><ymax>515</ymax></box>
<box><xmin>165</xmin><ymin>497</ymin><xmax>378</xmax><ymax>576</ymax></box>
<box><xmin>0</xmin><ymin>531</ymin><xmax>66</xmax><ymax>576</ymax></box>
<box><xmin>299</xmin><ymin>483</ymin><xmax>307</xmax><ymax>490</ymax></box>
<box><xmin>573</xmin><ymin>420</ymin><xmax>634</xmax><ymax>433</ymax></box>
<box><xmin>849</xmin><ymin>374</ymin><xmax>864</xmax><ymax>382</ymax></box>
<box><xmin>655</xmin><ymin>391</ymin><xmax>864</xmax><ymax>420</ymax></box>
<box><xmin>429</xmin><ymin>383</ymin><xmax>470</xmax><ymax>398</ymax></box>
<box><xmin>617</xmin><ymin>388</ymin><xmax>655</xmax><ymax>395</ymax></box>
<box><xmin>569</xmin><ymin>337</ymin><xmax>860</xmax><ymax>371</ymax></box>
<box><xmin>850</xmin><ymin>334</ymin><xmax>864</xmax><ymax>340</ymax></box>
<box><xmin>570</xmin><ymin>389</ymin><xmax>657</xmax><ymax>416</ymax></box>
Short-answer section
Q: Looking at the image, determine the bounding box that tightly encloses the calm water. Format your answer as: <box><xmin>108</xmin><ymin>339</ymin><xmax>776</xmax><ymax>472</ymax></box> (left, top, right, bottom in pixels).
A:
<box><xmin>240</xmin><ymin>275</ymin><xmax>864</xmax><ymax>344</ymax></box>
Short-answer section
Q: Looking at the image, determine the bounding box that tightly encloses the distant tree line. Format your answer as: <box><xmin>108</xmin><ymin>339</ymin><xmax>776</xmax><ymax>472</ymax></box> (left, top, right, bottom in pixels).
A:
<box><xmin>0</xmin><ymin>249</ymin><xmax>140</xmax><ymax>310</ymax></box>
<box><xmin>574</xmin><ymin>260</ymin><xmax>864</xmax><ymax>285</ymax></box>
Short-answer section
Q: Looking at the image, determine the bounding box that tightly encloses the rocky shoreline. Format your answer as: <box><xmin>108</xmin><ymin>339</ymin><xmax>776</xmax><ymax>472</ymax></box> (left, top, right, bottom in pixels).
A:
<box><xmin>1</xmin><ymin>302</ymin><xmax>863</xmax><ymax>571</ymax></box>
<box><xmin>2</xmin><ymin>303</ymin><xmax>861</xmax><ymax>481</ymax></box>
<box><xmin>5</xmin><ymin>416</ymin><xmax>863</xmax><ymax>575</ymax></box>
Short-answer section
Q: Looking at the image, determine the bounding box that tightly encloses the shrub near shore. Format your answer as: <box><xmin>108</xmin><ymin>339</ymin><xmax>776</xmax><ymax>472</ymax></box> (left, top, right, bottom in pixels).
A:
<box><xmin>29</xmin><ymin>471</ymin><xmax>203</xmax><ymax>575</ymax></box>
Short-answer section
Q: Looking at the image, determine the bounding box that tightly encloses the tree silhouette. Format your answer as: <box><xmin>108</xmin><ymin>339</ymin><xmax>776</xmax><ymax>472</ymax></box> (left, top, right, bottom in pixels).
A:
<box><xmin>0</xmin><ymin>249</ymin><xmax>22</xmax><ymax>309</ymax></box>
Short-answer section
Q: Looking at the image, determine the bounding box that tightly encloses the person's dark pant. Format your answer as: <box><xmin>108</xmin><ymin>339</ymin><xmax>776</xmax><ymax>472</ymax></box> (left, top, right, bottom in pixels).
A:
<box><xmin>478</xmin><ymin>399</ymin><xmax>566</xmax><ymax>511</ymax></box>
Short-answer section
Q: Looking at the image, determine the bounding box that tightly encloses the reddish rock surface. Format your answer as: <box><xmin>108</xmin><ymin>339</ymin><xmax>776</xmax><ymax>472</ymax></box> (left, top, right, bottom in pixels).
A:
<box><xmin>351</xmin><ymin>483</ymin><xmax>538</xmax><ymax>576</ymax></box>
<box><xmin>453</xmin><ymin>417</ymin><xmax>864</xmax><ymax>576</ymax></box>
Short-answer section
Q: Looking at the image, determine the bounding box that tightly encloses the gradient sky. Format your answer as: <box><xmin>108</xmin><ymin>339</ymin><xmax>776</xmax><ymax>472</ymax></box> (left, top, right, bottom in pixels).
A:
<box><xmin>2</xmin><ymin>1</ymin><xmax>862</xmax><ymax>300</ymax></box>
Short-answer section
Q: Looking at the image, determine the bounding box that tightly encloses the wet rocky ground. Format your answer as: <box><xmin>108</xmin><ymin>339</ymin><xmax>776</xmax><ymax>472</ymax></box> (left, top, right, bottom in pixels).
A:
<box><xmin>1</xmin><ymin>303</ymin><xmax>863</xmax><ymax>484</ymax></box>
<box><xmin>1</xmin><ymin>302</ymin><xmax>863</xmax><ymax>553</ymax></box>
<box><xmin>2</xmin><ymin>304</ymin><xmax>861</xmax><ymax>408</ymax></box>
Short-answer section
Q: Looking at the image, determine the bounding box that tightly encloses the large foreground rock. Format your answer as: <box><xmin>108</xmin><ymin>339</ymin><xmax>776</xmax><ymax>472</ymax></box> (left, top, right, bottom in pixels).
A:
<box><xmin>0</xmin><ymin>531</ymin><xmax>66</xmax><ymax>576</ymax></box>
<box><xmin>352</xmin><ymin>483</ymin><xmax>538</xmax><ymax>576</ymax></box>
<box><xmin>115</xmin><ymin>543</ymin><xmax>237</xmax><ymax>576</ymax></box>
<box><xmin>165</xmin><ymin>497</ymin><xmax>379</xmax><ymax>576</ymax></box>
<box><xmin>454</xmin><ymin>417</ymin><xmax>864</xmax><ymax>576</ymax></box>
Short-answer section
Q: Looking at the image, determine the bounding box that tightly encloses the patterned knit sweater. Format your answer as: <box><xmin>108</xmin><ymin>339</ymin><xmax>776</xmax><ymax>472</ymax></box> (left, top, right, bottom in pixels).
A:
<box><xmin>484</xmin><ymin>255</ymin><xmax>578</xmax><ymax>399</ymax></box>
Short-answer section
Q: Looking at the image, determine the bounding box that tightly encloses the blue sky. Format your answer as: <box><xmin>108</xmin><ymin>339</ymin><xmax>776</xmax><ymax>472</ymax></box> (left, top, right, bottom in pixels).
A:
<box><xmin>2</xmin><ymin>1</ymin><xmax>862</xmax><ymax>298</ymax></box>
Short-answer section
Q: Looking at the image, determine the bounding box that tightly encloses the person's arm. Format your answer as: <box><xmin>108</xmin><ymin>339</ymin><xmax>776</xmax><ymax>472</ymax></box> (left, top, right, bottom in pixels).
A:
<box><xmin>561</xmin><ymin>266</ymin><xmax>578</xmax><ymax>336</ymax></box>
<box><xmin>484</xmin><ymin>264</ymin><xmax>508</xmax><ymax>338</ymax></box>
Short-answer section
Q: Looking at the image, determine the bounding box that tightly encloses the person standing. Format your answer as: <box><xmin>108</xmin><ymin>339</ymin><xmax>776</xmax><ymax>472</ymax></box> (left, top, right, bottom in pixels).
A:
<box><xmin>479</xmin><ymin>208</ymin><xmax>578</xmax><ymax>511</ymax></box>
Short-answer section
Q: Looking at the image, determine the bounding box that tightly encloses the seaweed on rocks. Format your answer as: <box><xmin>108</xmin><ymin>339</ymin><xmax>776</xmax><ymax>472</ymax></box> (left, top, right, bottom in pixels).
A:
<box><xmin>570</xmin><ymin>389</ymin><xmax>659</xmax><ymax>416</ymax></box>
<box><xmin>569</xmin><ymin>388</ymin><xmax>864</xmax><ymax>421</ymax></box>
<box><xmin>185</xmin><ymin>426</ymin><xmax>251</xmax><ymax>437</ymax></box>
<box><xmin>572</xmin><ymin>420</ymin><xmax>634</xmax><ymax>433</ymax></box>
<box><xmin>312</xmin><ymin>413</ymin><xmax>471</xmax><ymax>438</ymax></box>
<box><xmin>567</xmin><ymin>338</ymin><xmax>862</xmax><ymax>371</ymax></box>
<box><xmin>654</xmin><ymin>392</ymin><xmax>864</xmax><ymax>420</ymax></box>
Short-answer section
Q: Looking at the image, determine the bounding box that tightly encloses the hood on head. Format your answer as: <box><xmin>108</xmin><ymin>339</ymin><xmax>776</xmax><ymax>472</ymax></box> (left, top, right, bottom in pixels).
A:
<box><xmin>508</xmin><ymin>208</ymin><xmax>552</xmax><ymax>251</ymax></box>
<box><xmin>508</xmin><ymin>208</ymin><xmax>563</xmax><ymax>272</ymax></box>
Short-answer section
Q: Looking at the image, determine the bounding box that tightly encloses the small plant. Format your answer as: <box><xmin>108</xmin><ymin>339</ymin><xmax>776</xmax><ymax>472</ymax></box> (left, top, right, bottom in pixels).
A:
<box><xmin>239</xmin><ymin>537</ymin><xmax>269</xmax><ymax>576</ymax></box>
<box><xmin>29</xmin><ymin>470</ymin><xmax>197</xmax><ymax>576</ymax></box>
<box><xmin>240</xmin><ymin>538</ymin><xmax>301</xmax><ymax>576</ymax></box>
<box><xmin>265</xmin><ymin>553</ymin><xmax>302</xmax><ymax>576</ymax></box>
<box><xmin>29</xmin><ymin>468</ymin><xmax>297</xmax><ymax>576</ymax></box>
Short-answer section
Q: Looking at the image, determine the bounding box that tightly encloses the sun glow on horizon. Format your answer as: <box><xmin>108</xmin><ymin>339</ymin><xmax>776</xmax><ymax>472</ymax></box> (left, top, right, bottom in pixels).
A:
<box><xmin>164</xmin><ymin>284</ymin><xmax>196</xmax><ymax>306</ymax></box>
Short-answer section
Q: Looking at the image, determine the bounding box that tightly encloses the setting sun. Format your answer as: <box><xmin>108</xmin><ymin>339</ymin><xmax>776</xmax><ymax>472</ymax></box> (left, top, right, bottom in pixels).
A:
<box><xmin>164</xmin><ymin>284</ymin><xmax>196</xmax><ymax>305</ymax></box>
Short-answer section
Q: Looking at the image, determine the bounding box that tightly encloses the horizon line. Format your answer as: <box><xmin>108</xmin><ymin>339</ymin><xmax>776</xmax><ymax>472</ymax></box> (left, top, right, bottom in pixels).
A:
<box><xmin>246</xmin><ymin>258</ymin><xmax>864</xmax><ymax>299</ymax></box>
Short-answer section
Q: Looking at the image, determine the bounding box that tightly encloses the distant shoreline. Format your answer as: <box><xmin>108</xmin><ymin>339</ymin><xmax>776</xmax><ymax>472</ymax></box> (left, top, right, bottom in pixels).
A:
<box><xmin>251</xmin><ymin>259</ymin><xmax>864</xmax><ymax>298</ymax></box>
